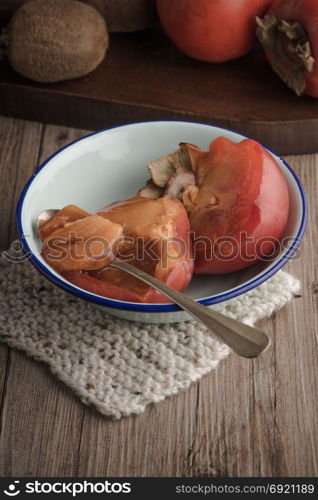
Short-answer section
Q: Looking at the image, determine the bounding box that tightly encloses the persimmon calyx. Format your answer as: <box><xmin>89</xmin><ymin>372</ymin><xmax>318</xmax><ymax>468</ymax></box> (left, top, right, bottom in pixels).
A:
<box><xmin>138</xmin><ymin>143</ymin><xmax>197</xmax><ymax>201</ymax></box>
<box><xmin>256</xmin><ymin>14</ymin><xmax>315</xmax><ymax>96</ymax></box>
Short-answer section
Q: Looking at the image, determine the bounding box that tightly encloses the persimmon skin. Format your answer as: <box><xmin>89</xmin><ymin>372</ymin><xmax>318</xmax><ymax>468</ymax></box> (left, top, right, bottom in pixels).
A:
<box><xmin>186</xmin><ymin>137</ymin><xmax>290</xmax><ymax>274</ymax></box>
<box><xmin>156</xmin><ymin>0</ymin><xmax>272</xmax><ymax>63</ymax></box>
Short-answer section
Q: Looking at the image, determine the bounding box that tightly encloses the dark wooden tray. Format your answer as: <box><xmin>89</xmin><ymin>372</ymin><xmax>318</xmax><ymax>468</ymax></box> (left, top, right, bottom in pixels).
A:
<box><xmin>1</xmin><ymin>29</ymin><xmax>318</xmax><ymax>154</ymax></box>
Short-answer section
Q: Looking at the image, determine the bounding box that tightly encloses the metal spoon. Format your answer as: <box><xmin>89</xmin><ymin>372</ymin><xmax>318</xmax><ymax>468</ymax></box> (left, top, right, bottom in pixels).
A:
<box><xmin>37</xmin><ymin>209</ymin><xmax>270</xmax><ymax>358</ymax></box>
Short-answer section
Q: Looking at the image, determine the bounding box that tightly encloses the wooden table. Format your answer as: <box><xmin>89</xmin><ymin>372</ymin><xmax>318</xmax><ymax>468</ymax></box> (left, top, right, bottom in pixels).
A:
<box><xmin>2</xmin><ymin>30</ymin><xmax>318</xmax><ymax>155</ymax></box>
<box><xmin>0</xmin><ymin>116</ymin><xmax>317</xmax><ymax>477</ymax></box>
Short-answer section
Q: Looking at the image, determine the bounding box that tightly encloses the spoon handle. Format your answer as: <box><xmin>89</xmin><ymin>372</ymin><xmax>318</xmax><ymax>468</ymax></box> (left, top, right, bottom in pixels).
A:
<box><xmin>110</xmin><ymin>260</ymin><xmax>270</xmax><ymax>358</ymax></box>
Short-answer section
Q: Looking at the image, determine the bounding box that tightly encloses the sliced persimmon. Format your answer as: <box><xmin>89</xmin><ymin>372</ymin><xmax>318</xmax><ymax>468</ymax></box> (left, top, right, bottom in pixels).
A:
<box><xmin>41</xmin><ymin>215</ymin><xmax>123</xmax><ymax>273</ymax></box>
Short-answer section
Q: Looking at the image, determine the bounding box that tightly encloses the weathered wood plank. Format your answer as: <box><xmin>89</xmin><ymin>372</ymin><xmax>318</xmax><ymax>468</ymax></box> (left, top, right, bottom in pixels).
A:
<box><xmin>0</xmin><ymin>120</ymin><xmax>90</xmax><ymax>477</ymax></box>
<box><xmin>271</xmin><ymin>155</ymin><xmax>318</xmax><ymax>477</ymax></box>
<box><xmin>0</xmin><ymin>117</ymin><xmax>43</xmax><ymax>466</ymax></box>
<box><xmin>76</xmin><ymin>383</ymin><xmax>199</xmax><ymax>477</ymax></box>
<box><xmin>0</xmin><ymin>116</ymin><xmax>42</xmax><ymax>249</ymax></box>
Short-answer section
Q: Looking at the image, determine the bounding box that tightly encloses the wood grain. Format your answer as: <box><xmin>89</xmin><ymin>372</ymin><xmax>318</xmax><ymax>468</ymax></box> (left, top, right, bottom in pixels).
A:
<box><xmin>0</xmin><ymin>117</ymin><xmax>317</xmax><ymax>477</ymax></box>
<box><xmin>0</xmin><ymin>117</ymin><xmax>42</xmax><ymax>473</ymax></box>
<box><xmin>1</xmin><ymin>31</ymin><xmax>318</xmax><ymax>154</ymax></box>
<box><xmin>0</xmin><ymin>120</ymin><xmax>90</xmax><ymax>477</ymax></box>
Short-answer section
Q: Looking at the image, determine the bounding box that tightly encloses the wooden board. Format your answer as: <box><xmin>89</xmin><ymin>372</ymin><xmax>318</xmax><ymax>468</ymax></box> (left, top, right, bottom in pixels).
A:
<box><xmin>1</xmin><ymin>29</ymin><xmax>318</xmax><ymax>155</ymax></box>
<box><xmin>0</xmin><ymin>116</ymin><xmax>318</xmax><ymax>477</ymax></box>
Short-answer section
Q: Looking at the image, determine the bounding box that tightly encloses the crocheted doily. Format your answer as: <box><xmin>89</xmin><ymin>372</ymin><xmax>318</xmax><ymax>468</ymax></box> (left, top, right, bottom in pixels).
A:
<box><xmin>0</xmin><ymin>259</ymin><xmax>300</xmax><ymax>419</ymax></box>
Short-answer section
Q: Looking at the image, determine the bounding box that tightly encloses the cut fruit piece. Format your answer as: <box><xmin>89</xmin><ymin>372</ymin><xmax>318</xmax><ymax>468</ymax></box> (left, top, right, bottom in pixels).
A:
<box><xmin>39</xmin><ymin>204</ymin><xmax>90</xmax><ymax>241</ymax></box>
<box><xmin>98</xmin><ymin>195</ymin><xmax>183</xmax><ymax>239</ymax></box>
<box><xmin>138</xmin><ymin>137</ymin><xmax>289</xmax><ymax>274</ymax></box>
<box><xmin>41</xmin><ymin>214</ymin><xmax>123</xmax><ymax>273</ymax></box>
<box><xmin>184</xmin><ymin>137</ymin><xmax>290</xmax><ymax>274</ymax></box>
<box><xmin>62</xmin><ymin>270</ymin><xmax>152</xmax><ymax>302</ymax></box>
<box><xmin>65</xmin><ymin>195</ymin><xmax>194</xmax><ymax>303</ymax></box>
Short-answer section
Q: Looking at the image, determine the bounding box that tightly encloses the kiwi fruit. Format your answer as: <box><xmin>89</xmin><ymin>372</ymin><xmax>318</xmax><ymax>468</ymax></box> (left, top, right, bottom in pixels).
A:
<box><xmin>82</xmin><ymin>0</ymin><xmax>157</xmax><ymax>33</ymax></box>
<box><xmin>2</xmin><ymin>0</ymin><xmax>109</xmax><ymax>82</ymax></box>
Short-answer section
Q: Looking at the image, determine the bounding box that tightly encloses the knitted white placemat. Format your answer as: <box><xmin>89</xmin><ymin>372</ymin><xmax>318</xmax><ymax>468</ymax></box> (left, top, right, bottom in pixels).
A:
<box><xmin>0</xmin><ymin>259</ymin><xmax>300</xmax><ymax>419</ymax></box>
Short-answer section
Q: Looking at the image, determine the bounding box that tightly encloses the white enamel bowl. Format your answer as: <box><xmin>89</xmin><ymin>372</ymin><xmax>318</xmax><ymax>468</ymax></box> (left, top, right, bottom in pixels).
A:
<box><xmin>17</xmin><ymin>121</ymin><xmax>307</xmax><ymax>323</ymax></box>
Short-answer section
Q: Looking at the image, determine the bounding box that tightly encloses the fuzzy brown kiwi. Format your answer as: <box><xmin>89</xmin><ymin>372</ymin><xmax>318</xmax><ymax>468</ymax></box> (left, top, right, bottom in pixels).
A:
<box><xmin>82</xmin><ymin>0</ymin><xmax>156</xmax><ymax>33</ymax></box>
<box><xmin>1</xmin><ymin>0</ymin><xmax>109</xmax><ymax>83</ymax></box>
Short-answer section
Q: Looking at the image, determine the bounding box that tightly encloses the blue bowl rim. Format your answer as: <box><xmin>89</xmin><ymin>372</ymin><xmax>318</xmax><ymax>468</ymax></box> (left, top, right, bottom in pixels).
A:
<box><xmin>16</xmin><ymin>120</ymin><xmax>308</xmax><ymax>313</ymax></box>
